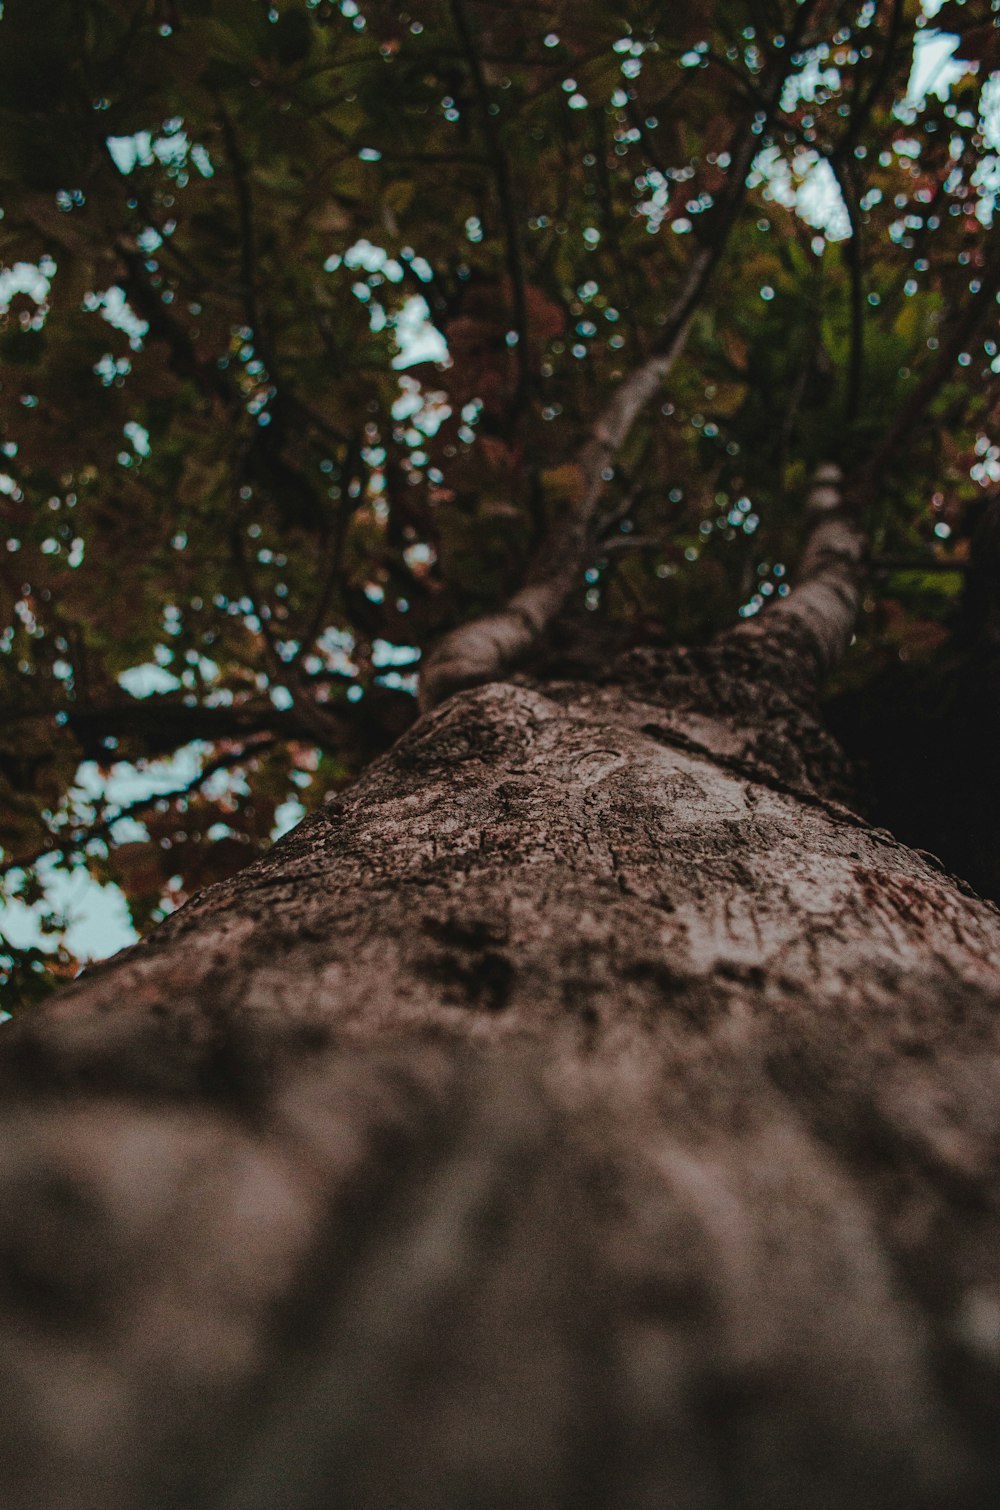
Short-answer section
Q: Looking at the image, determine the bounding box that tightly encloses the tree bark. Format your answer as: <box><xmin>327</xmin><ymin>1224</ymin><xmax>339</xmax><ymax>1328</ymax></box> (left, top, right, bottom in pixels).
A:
<box><xmin>3</xmin><ymin>614</ymin><xmax>1000</xmax><ymax>1509</ymax></box>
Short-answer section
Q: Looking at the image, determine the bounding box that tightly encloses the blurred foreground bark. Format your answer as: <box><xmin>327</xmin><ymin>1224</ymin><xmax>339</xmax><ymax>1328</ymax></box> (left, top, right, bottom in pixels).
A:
<box><xmin>2</xmin><ymin>613</ymin><xmax>1000</xmax><ymax>1509</ymax></box>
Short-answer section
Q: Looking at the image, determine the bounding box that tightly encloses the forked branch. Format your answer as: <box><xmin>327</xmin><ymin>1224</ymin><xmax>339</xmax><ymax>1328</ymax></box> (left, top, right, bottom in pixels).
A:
<box><xmin>419</xmin><ymin>7</ymin><xmax>822</xmax><ymax>710</ymax></box>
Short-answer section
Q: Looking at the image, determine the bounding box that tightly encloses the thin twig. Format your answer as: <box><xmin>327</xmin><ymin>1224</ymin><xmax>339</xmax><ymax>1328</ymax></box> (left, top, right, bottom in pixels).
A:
<box><xmin>830</xmin><ymin>156</ymin><xmax>866</xmax><ymax>429</ymax></box>
<box><xmin>291</xmin><ymin>435</ymin><xmax>363</xmax><ymax>667</ymax></box>
<box><xmin>841</xmin><ymin>0</ymin><xmax>908</xmax><ymax>158</ymax></box>
<box><xmin>448</xmin><ymin>0</ymin><xmax>533</xmax><ymax>418</ymax></box>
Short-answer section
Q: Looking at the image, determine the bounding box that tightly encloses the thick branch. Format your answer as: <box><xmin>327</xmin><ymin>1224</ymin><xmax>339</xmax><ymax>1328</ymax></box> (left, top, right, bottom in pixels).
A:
<box><xmin>418</xmin><ymin>318</ymin><xmax>697</xmax><ymax>710</ymax></box>
<box><xmin>419</xmin><ymin>238</ymin><xmax>730</xmax><ymax>709</ymax></box>
<box><xmin>7</xmin><ymin>683</ymin><xmax>414</xmax><ymax>773</ymax></box>
<box><xmin>61</xmin><ymin>697</ymin><xmax>295</xmax><ymax>760</ymax></box>
<box><xmin>759</xmin><ymin>463</ymin><xmax>866</xmax><ymax>675</ymax></box>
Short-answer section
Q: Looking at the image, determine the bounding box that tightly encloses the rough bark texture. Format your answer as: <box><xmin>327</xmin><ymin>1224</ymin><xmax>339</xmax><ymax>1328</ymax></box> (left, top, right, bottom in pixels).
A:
<box><xmin>3</xmin><ymin>618</ymin><xmax>1000</xmax><ymax>1509</ymax></box>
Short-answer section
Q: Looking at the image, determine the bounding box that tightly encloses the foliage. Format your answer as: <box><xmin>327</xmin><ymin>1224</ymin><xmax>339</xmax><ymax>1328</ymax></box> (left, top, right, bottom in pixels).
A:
<box><xmin>1</xmin><ymin>0</ymin><xmax>998</xmax><ymax>1001</ymax></box>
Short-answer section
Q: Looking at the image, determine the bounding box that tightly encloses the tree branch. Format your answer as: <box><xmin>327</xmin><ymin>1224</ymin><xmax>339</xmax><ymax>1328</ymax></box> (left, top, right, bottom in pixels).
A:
<box><xmin>448</xmin><ymin>0</ymin><xmax>532</xmax><ymax>418</ymax></box>
<box><xmin>842</xmin><ymin>0</ymin><xmax>908</xmax><ymax>158</ymax></box>
<box><xmin>217</xmin><ymin>102</ymin><xmax>266</xmax><ymax>349</ymax></box>
<box><xmin>8</xmin><ymin>675</ymin><xmax>414</xmax><ymax>768</ymax></box>
<box><xmin>830</xmin><ymin>156</ymin><xmax>866</xmax><ymax>429</ymax></box>
<box><xmin>288</xmin><ymin>436</ymin><xmax>363</xmax><ymax>672</ymax></box>
<box><xmin>757</xmin><ymin>462</ymin><xmax>866</xmax><ymax>675</ymax></box>
<box><xmin>418</xmin><ymin>320</ymin><xmax>700</xmax><ymax>709</ymax></box>
<box><xmin>419</xmin><ymin>22</ymin><xmax>814</xmax><ymax>710</ymax></box>
<box><xmin>61</xmin><ymin>698</ymin><xmax>294</xmax><ymax>760</ymax></box>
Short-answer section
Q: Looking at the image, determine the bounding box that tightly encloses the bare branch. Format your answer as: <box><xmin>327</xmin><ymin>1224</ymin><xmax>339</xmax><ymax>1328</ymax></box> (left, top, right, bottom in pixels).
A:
<box><xmin>418</xmin><ymin>316</ymin><xmax>699</xmax><ymax>709</ymax></box>
<box><xmin>9</xmin><ymin>674</ymin><xmax>413</xmax><ymax>769</ymax></box>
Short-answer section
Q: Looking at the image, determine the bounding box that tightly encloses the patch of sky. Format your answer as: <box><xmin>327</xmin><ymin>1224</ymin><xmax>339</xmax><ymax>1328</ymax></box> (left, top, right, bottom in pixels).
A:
<box><xmin>972</xmin><ymin>436</ymin><xmax>1000</xmax><ymax>484</ymax></box>
<box><xmin>751</xmin><ymin>146</ymin><xmax>852</xmax><ymax>240</ymax></box>
<box><xmin>392</xmin><ymin>375</ymin><xmax>453</xmax><ymax>437</ymax></box>
<box><xmin>376</xmin><ymin>669</ymin><xmax>419</xmax><ymax>694</ymax></box>
<box><xmin>405</xmin><ymin>253</ymin><xmax>434</xmax><ymax>282</ymax></box>
<box><xmin>0</xmin><ymin>257</ymin><xmax>54</xmax><ymax>313</ymax></box>
<box><xmin>106</xmin><ymin>129</ymin><xmax>214</xmax><ymax>178</ymax></box>
<box><xmin>326</xmin><ymin>241</ymin><xmax>447</xmax><ymax>367</ymax></box>
<box><xmin>341</xmin><ymin>238</ymin><xmax>405</xmax><ymax>280</ymax></box>
<box><xmin>982</xmin><ymin>74</ymin><xmax>1000</xmax><ymax>149</ymax></box>
<box><xmin>83</xmin><ymin>286</ymin><xmax>149</xmax><ymax>350</ymax></box>
<box><xmin>780</xmin><ymin>58</ymin><xmax>842</xmax><ymax>111</ymax></box>
<box><xmin>0</xmin><ymin>741</ymin><xmax>228</xmax><ymax>968</ymax></box>
<box><xmin>371</xmin><ymin>638</ymin><xmax>421</xmax><ymax>669</ymax></box>
<box><xmin>117</xmin><ymin>661</ymin><xmax>181</xmax><ymax>697</ymax></box>
<box><xmin>637</xmin><ymin>171</ymin><xmax>672</xmax><ymax>235</ymax></box>
<box><xmin>94</xmin><ymin>352</ymin><xmax>132</xmax><ymax>387</ymax></box>
<box><xmin>75</xmin><ymin>747</ymin><xmax>209</xmax><ymax>809</ymax></box>
<box><xmin>403</xmin><ymin>542</ymin><xmax>435</xmax><ymax>573</ymax></box>
<box><xmin>755</xmin><ymin>2</ymin><xmax>980</xmax><ymax>246</ymax></box>
<box><xmin>2</xmin><ymin>858</ymin><xmax>139</xmax><ymax>963</ymax></box>
<box><xmin>972</xmin><ymin>74</ymin><xmax>1000</xmax><ymax>225</ymax></box>
<box><xmin>394</xmin><ymin>296</ymin><xmax>448</xmax><ymax>366</ymax></box>
<box><xmin>905</xmin><ymin>28</ymin><xmax>967</xmax><ymax>106</ymax></box>
<box><xmin>908</xmin><ymin>25</ymin><xmax>999</xmax><ymax>225</ymax></box>
<box><xmin>309</xmin><ymin>625</ymin><xmax>359</xmax><ymax>679</ymax></box>
<box><xmin>272</xmin><ymin>797</ymin><xmax>305</xmax><ymax>840</ymax></box>
<box><xmin>894</xmin><ymin>7</ymin><xmax>992</xmax><ymax>230</ymax></box>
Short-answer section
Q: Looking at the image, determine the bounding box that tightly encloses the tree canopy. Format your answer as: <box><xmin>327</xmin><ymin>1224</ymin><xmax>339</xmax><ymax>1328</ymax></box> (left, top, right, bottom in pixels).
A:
<box><xmin>1</xmin><ymin>0</ymin><xmax>998</xmax><ymax>1005</ymax></box>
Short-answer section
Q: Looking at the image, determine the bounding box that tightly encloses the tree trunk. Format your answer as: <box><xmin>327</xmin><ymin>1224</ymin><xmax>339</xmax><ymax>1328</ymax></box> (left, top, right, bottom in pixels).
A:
<box><xmin>3</xmin><ymin>617</ymin><xmax>1000</xmax><ymax>1509</ymax></box>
